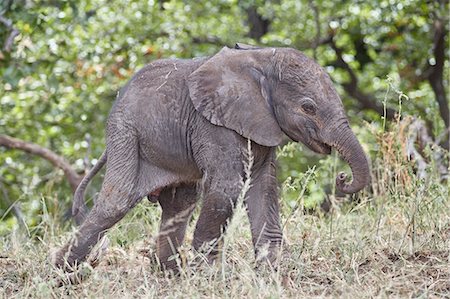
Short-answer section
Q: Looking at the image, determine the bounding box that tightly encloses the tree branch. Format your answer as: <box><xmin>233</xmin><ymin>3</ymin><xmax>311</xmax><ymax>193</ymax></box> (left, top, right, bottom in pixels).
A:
<box><xmin>245</xmin><ymin>6</ymin><xmax>270</xmax><ymax>41</ymax></box>
<box><xmin>327</xmin><ymin>37</ymin><xmax>396</xmax><ymax>119</ymax></box>
<box><xmin>0</xmin><ymin>15</ymin><xmax>19</xmax><ymax>52</ymax></box>
<box><xmin>309</xmin><ymin>0</ymin><xmax>321</xmax><ymax>59</ymax></box>
<box><xmin>0</xmin><ymin>134</ymin><xmax>82</xmax><ymax>192</ymax></box>
<box><xmin>426</xmin><ymin>19</ymin><xmax>449</xmax><ymax>130</ymax></box>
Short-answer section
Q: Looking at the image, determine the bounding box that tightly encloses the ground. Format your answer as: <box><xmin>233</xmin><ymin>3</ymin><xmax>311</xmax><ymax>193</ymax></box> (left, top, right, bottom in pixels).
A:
<box><xmin>1</xmin><ymin>189</ymin><xmax>449</xmax><ymax>298</ymax></box>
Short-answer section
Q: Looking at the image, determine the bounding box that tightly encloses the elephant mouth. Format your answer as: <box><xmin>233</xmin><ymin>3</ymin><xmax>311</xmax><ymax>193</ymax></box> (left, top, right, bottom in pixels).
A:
<box><xmin>307</xmin><ymin>139</ymin><xmax>332</xmax><ymax>155</ymax></box>
<box><xmin>285</xmin><ymin>131</ymin><xmax>332</xmax><ymax>155</ymax></box>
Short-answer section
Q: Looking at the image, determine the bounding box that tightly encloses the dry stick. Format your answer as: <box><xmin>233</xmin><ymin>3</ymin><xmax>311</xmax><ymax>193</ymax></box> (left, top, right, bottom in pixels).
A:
<box><xmin>0</xmin><ymin>134</ymin><xmax>82</xmax><ymax>192</ymax></box>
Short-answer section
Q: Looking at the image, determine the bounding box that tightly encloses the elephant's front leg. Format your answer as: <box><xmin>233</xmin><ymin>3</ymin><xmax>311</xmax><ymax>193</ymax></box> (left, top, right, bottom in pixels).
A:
<box><xmin>246</xmin><ymin>149</ymin><xmax>283</xmax><ymax>266</ymax></box>
<box><xmin>157</xmin><ymin>183</ymin><xmax>198</xmax><ymax>272</ymax></box>
<box><xmin>192</xmin><ymin>172</ymin><xmax>242</xmax><ymax>264</ymax></box>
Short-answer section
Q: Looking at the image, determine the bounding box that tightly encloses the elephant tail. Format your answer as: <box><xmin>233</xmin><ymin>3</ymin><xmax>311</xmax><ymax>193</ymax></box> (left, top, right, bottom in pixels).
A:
<box><xmin>72</xmin><ymin>150</ymin><xmax>107</xmax><ymax>225</ymax></box>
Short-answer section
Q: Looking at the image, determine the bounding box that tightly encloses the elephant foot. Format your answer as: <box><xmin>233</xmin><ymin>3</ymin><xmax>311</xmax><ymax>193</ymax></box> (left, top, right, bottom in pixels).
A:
<box><xmin>189</xmin><ymin>253</ymin><xmax>215</xmax><ymax>268</ymax></box>
<box><xmin>189</xmin><ymin>238</ymin><xmax>223</xmax><ymax>270</ymax></box>
<box><xmin>158</xmin><ymin>253</ymin><xmax>184</xmax><ymax>275</ymax></box>
<box><xmin>255</xmin><ymin>244</ymin><xmax>284</xmax><ymax>271</ymax></box>
<box><xmin>50</xmin><ymin>242</ymin><xmax>78</xmax><ymax>271</ymax></box>
<box><xmin>50</xmin><ymin>235</ymin><xmax>110</xmax><ymax>273</ymax></box>
<box><xmin>52</xmin><ymin>263</ymin><xmax>94</xmax><ymax>287</ymax></box>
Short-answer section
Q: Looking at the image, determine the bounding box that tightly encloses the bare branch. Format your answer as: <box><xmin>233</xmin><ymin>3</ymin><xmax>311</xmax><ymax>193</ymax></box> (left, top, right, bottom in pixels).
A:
<box><xmin>0</xmin><ymin>15</ymin><xmax>12</xmax><ymax>27</ymax></box>
<box><xmin>326</xmin><ymin>37</ymin><xmax>396</xmax><ymax>119</ymax></box>
<box><xmin>308</xmin><ymin>0</ymin><xmax>321</xmax><ymax>59</ymax></box>
<box><xmin>427</xmin><ymin>19</ymin><xmax>449</xmax><ymax>130</ymax></box>
<box><xmin>0</xmin><ymin>15</ymin><xmax>19</xmax><ymax>52</ymax></box>
<box><xmin>0</xmin><ymin>134</ymin><xmax>82</xmax><ymax>192</ymax></box>
<box><xmin>245</xmin><ymin>6</ymin><xmax>270</xmax><ymax>41</ymax></box>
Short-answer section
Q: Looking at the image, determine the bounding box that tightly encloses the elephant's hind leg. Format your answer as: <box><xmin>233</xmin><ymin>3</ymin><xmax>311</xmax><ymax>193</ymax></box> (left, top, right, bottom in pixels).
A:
<box><xmin>53</xmin><ymin>140</ymin><xmax>145</xmax><ymax>270</ymax></box>
<box><xmin>156</xmin><ymin>183</ymin><xmax>198</xmax><ymax>272</ymax></box>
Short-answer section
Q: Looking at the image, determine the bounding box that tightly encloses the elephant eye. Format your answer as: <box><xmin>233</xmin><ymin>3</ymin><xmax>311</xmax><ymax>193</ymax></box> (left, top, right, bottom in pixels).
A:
<box><xmin>300</xmin><ymin>98</ymin><xmax>317</xmax><ymax>116</ymax></box>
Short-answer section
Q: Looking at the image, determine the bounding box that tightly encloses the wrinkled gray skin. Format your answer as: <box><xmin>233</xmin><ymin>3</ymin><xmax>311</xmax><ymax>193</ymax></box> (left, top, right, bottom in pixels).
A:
<box><xmin>54</xmin><ymin>44</ymin><xmax>370</xmax><ymax>272</ymax></box>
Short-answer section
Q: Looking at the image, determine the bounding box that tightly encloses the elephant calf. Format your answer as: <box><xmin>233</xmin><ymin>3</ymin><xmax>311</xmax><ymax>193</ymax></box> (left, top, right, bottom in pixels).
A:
<box><xmin>53</xmin><ymin>43</ymin><xmax>370</xmax><ymax>272</ymax></box>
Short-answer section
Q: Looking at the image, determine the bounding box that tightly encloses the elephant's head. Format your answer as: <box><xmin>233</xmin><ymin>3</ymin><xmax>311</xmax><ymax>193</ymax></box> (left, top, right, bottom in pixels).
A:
<box><xmin>187</xmin><ymin>44</ymin><xmax>370</xmax><ymax>194</ymax></box>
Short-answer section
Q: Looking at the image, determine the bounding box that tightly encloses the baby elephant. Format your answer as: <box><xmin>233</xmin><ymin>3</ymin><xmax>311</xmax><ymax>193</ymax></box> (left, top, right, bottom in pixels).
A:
<box><xmin>53</xmin><ymin>43</ymin><xmax>370</xmax><ymax>272</ymax></box>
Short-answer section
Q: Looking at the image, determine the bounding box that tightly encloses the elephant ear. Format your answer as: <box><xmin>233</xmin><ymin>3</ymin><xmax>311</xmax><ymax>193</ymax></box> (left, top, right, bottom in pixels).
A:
<box><xmin>187</xmin><ymin>47</ymin><xmax>284</xmax><ymax>147</ymax></box>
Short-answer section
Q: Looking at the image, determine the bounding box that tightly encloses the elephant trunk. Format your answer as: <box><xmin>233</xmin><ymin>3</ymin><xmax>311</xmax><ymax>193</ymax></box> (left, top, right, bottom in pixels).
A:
<box><xmin>329</xmin><ymin>124</ymin><xmax>371</xmax><ymax>194</ymax></box>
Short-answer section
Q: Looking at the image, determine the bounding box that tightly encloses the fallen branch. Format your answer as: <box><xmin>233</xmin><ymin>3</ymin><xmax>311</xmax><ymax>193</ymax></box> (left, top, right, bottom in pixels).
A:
<box><xmin>406</xmin><ymin>118</ymin><xmax>448</xmax><ymax>181</ymax></box>
<box><xmin>0</xmin><ymin>134</ymin><xmax>82</xmax><ymax>192</ymax></box>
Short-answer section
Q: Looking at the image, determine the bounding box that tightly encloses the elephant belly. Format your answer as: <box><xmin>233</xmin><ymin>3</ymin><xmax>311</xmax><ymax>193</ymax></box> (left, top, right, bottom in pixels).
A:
<box><xmin>136</xmin><ymin>113</ymin><xmax>202</xmax><ymax>191</ymax></box>
<box><xmin>136</xmin><ymin>152</ymin><xmax>201</xmax><ymax>202</ymax></box>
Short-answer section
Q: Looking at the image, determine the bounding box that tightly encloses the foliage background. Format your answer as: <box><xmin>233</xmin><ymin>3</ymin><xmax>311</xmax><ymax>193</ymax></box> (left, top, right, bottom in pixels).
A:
<box><xmin>0</xmin><ymin>1</ymin><xmax>449</xmax><ymax>297</ymax></box>
<box><xmin>0</xmin><ymin>0</ymin><xmax>448</xmax><ymax>242</ymax></box>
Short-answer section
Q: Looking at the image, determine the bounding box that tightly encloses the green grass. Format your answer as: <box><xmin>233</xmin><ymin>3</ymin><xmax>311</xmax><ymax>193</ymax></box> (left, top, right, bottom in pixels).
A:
<box><xmin>1</xmin><ymin>121</ymin><xmax>449</xmax><ymax>298</ymax></box>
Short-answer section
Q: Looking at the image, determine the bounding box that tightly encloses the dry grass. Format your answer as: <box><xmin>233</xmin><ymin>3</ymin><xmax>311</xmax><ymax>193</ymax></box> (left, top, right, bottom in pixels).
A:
<box><xmin>1</xmin><ymin>123</ymin><xmax>449</xmax><ymax>298</ymax></box>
